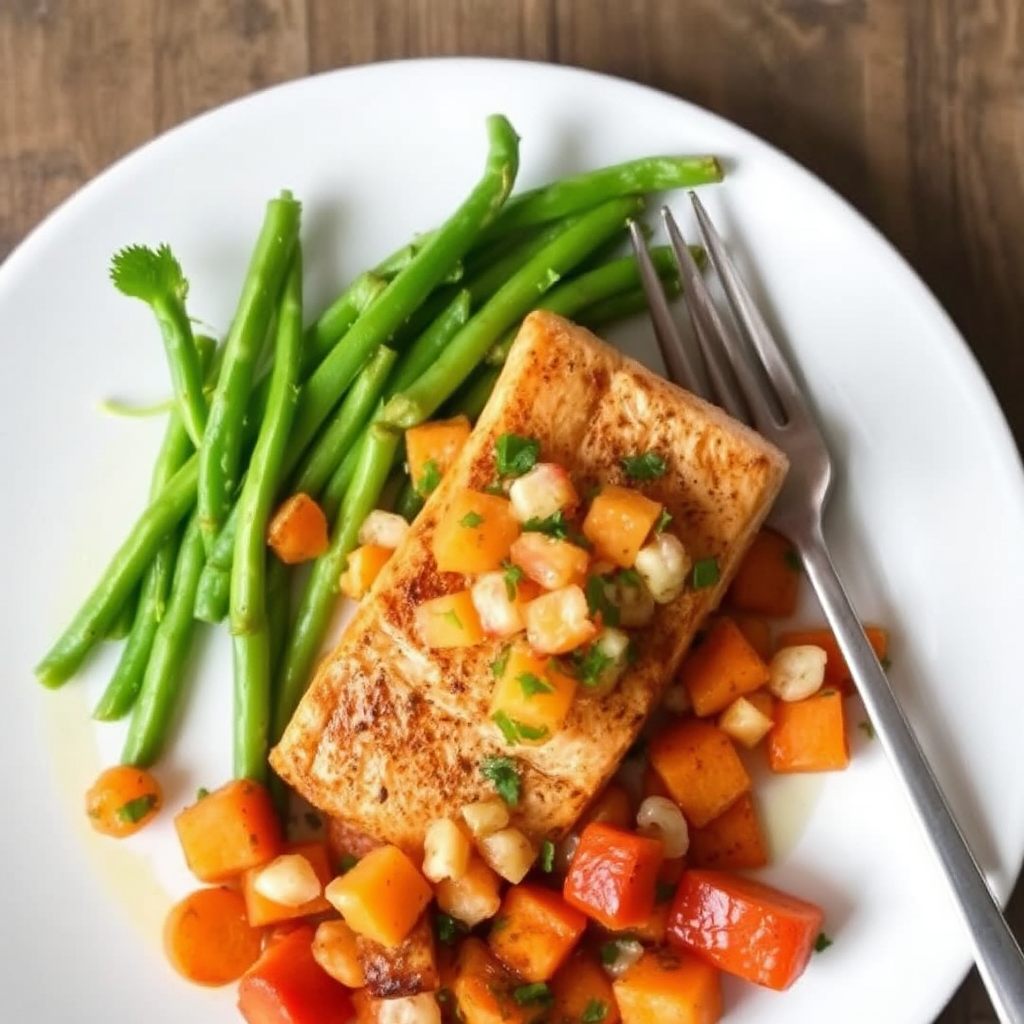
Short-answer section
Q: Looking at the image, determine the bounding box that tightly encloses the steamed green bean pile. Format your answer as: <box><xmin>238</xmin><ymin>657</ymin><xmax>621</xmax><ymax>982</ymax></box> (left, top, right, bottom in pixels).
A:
<box><xmin>35</xmin><ymin>113</ymin><xmax>722</xmax><ymax>784</ymax></box>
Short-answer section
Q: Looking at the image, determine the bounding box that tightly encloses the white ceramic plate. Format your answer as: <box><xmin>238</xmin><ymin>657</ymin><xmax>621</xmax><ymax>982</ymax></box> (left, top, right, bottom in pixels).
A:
<box><xmin>3</xmin><ymin>57</ymin><xmax>1023</xmax><ymax>1024</ymax></box>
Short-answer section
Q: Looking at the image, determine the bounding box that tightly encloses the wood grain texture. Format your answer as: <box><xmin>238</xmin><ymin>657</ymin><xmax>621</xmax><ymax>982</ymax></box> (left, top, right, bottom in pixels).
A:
<box><xmin>1</xmin><ymin>1</ymin><xmax>1022</xmax><ymax>1020</ymax></box>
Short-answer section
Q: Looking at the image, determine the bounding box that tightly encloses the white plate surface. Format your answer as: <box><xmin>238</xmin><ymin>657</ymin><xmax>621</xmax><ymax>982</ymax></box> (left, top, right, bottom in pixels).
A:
<box><xmin>2</xmin><ymin>57</ymin><xmax>1023</xmax><ymax>1024</ymax></box>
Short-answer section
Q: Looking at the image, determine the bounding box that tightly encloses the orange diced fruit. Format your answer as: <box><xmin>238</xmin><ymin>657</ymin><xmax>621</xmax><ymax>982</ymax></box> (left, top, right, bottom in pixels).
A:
<box><xmin>729</xmin><ymin>614</ymin><xmax>773</xmax><ymax>662</ymax></box>
<box><xmin>613</xmin><ymin>948</ymin><xmax>722</xmax><ymax>1024</ymax></box>
<box><xmin>509</xmin><ymin>532</ymin><xmax>590</xmax><ymax>590</ymax></box>
<box><xmin>405</xmin><ymin>415</ymin><xmax>471</xmax><ymax>496</ymax></box>
<box><xmin>767</xmin><ymin>689</ymin><xmax>850</xmax><ymax>773</ymax></box>
<box><xmin>649</xmin><ymin>720</ymin><xmax>751</xmax><ymax>828</ymax></box>
<box><xmin>582</xmin><ymin>485</ymin><xmax>663</xmax><ymax>568</ymax></box>
<box><xmin>415</xmin><ymin>590</ymin><xmax>485</xmax><ymax>648</ymax></box>
<box><xmin>432</xmin><ymin>490</ymin><xmax>520</xmax><ymax>575</ymax></box>
<box><xmin>490</xmin><ymin>642</ymin><xmax>577</xmax><ymax>745</ymax></box>
<box><xmin>339</xmin><ymin>544</ymin><xmax>393</xmax><ymax>601</ymax></box>
<box><xmin>242</xmin><ymin>841</ymin><xmax>334</xmax><ymax>927</ymax></box>
<box><xmin>267</xmin><ymin>493</ymin><xmax>330</xmax><ymax>564</ymax></box>
<box><xmin>324</xmin><ymin>844</ymin><xmax>432</xmax><ymax>948</ymax></box>
<box><xmin>679</xmin><ymin>617</ymin><xmax>770</xmax><ymax>717</ymax></box>
<box><xmin>727</xmin><ymin>528</ymin><xmax>802</xmax><ymax>617</ymax></box>
<box><xmin>688</xmin><ymin>793</ymin><xmax>769</xmax><ymax>870</ymax></box>
<box><xmin>524</xmin><ymin>584</ymin><xmax>597</xmax><ymax>655</ymax></box>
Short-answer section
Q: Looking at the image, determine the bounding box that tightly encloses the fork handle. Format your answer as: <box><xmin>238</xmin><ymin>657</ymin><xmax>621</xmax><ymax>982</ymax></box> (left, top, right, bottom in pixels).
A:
<box><xmin>797</xmin><ymin>525</ymin><xmax>1024</xmax><ymax>1023</ymax></box>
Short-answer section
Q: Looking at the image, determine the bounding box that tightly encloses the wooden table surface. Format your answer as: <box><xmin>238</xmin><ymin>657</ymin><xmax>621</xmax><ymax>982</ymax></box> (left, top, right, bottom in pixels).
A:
<box><xmin>2</xmin><ymin>1</ymin><xmax>1022</xmax><ymax>1020</ymax></box>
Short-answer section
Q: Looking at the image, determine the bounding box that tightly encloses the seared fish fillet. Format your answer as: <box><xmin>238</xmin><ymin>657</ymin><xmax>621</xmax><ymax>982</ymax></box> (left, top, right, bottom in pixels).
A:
<box><xmin>270</xmin><ymin>311</ymin><xmax>788</xmax><ymax>853</ymax></box>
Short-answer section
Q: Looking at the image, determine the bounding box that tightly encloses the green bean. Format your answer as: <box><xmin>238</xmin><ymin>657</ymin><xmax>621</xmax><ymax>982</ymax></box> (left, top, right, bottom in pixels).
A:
<box><xmin>394</xmin><ymin>478</ymin><xmax>425</xmax><ymax>523</ymax></box>
<box><xmin>441</xmin><ymin>365</ymin><xmax>502</xmax><ymax>421</ymax></box>
<box><xmin>285</xmin><ymin>116</ymin><xmax>519</xmax><ymax>467</ymax></box>
<box><xmin>198</xmin><ymin>191</ymin><xmax>301</xmax><ymax>549</ymax></box>
<box><xmin>383</xmin><ymin>196</ymin><xmax>645</xmax><ymax>428</ymax></box>
<box><xmin>266</xmin><ymin>556</ymin><xmax>291</xmax><ymax>686</ymax></box>
<box><xmin>120</xmin><ymin>513</ymin><xmax>205</xmax><ymax>767</ymax></box>
<box><xmin>576</xmin><ymin>283</ymin><xmax>681</xmax><ymax>331</ymax></box>
<box><xmin>104</xmin><ymin>590</ymin><xmax>138</xmax><ymax>641</ymax></box>
<box><xmin>290</xmin><ymin>344</ymin><xmax>398</xmax><ymax>498</ymax></box>
<box><xmin>272</xmin><ymin>424</ymin><xmax>401</xmax><ymax>742</ymax></box>
<box><xmin>385</xmin><ymin>291</ymin><xmax>471</xmax><ymax>396</ymax></box>
<box><xmin>480</xmin><ymin>155</ymin><xmax>723</xmax><ymax>240</ymax></box>
<box><xmin>231</xmin><ymin>252</ymin><xmax>304</xmax><ymax>636</ymax></box>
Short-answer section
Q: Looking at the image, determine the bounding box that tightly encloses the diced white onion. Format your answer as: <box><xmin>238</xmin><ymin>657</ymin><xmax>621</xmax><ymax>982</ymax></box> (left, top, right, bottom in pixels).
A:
<box><xmin>377</xmin><ymin>993</ymin><xmax>442</xmax><ymax>1024</ymax></box>
<box><xmin>470</xmin><ymin>572</ymin><xmax>525</xmax><ymax>637</ymax></box>
<box><xmin>603</xmin><ymin>938</ymin><xmax>645</xmax><ymax>979</ymax></box>
<box><xmin>768</xmin><ymin>645</ymin><xmax>827</xmax><ymax>701</ymax></box>
<box><xmin>358</xmin><ymin>509</ymin><xmax>410</xmax><ymax>550</ymax></box>
<box><xmin>252</xmin><ymin>853</ymin><xmax>322</xmax><ymax>907</ymax></box>
<box><xmin>461</xmin><ymin>798</ymin><xmax>509</xmax><ymax>838</ymax></box>
<box><xmin>718</xmin><ymin>695</ymin><xmax>774</xmax><ymax>748</ymax></box>
<box><xmin>603</xmin><ymin>574</ymin><xmax>656</xmax><ymax>628</ymax></box>
<box><xmin>422</xmin><ymin>818</ymin><xmax>472</xmax><ymax>883</ymax></box>
<box><xmin>508</xmin><ymin>463</ymin><xmax>577</xmax><ymax>523</ymax></box>
<box><xmin>312</xmin><ymin>919</ymin><xmax>365</xmax><ymax>988</ymax></box>
<box><xmin>636</xmin><ymin>795</ymin><xmax>690</xmax><ymax>859</ymax></box>
<box><xmin>477</xmin><ymin>827</ymin><xmax>536</xmax><ymax>884</ymax></box>
<box><xmin>634</xmin><ymin>532</ymin><xmax>691</xmax><ymax>603</ymax></box>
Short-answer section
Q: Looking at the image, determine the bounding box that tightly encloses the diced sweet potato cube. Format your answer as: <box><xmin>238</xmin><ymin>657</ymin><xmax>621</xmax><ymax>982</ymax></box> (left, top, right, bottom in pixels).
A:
<box><xmin>688</xmin><ymin>793</ymin><xmax>769</xmax><ymax>870</ymax></box>
<box><xmin>432</xmin><ymin>490</ymin><xmax>520</xmax><ymax>575</ymax></box>
<box><xmin>767</xmin><ymin>690</ymin><xmax>850</xmax><ymax>773</ymax></box>
<box><xmin>727</xmin><ymin>528</ymin><xmax>801</xmax><ymax>617</ymax></box>
<box><xmin>452</xmin><ymin>938</ymin><xmax>536</xmax><ymax>1024</ymax></box>
<box><xmin>582</xmin><ymin>485</ymin><xmax>663</xmax><ymax>568</ymax></box>
<box><xmin>268</xmin><ymin>493</ymin><xmax>330</xmax><ymax>564</ymax></box>
<box><xmin>729</xmin><ymin>614</ymin><xmax>773</xmax><ymax>662</ymax></box>
<box><xmin>549</xmin><ymin>948</ymin><xmax>621</xmax><ymax>1024</ymax></box>
<box><xmin>613</xmin><ymin>948</ymin><xmax>722</xmax><ymax>1024</ymax></box>
<box><xmin>679</xmin><ymin>617</ymin><xmax>770</xmax><ymax>717</ymax></box>
<box><xmin>406</xmin><ymin>415</ymin><xmax>472</xmax><ymax>497</ymax></box>
<box><xmin>649</xmin><ymin>720</ymin><xmax>751</xmax><ymax>828</ymax></box>
<box><xmin>490</xmin><ymin>642</ymin><xmax>578</xmax><ymax>745</ymax></box>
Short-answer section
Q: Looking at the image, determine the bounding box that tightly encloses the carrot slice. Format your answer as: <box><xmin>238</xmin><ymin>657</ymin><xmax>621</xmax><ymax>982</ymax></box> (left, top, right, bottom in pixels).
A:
<box><xmin>668</xmin><ymin>869</ymin><xmax>824</xmax><ymax>990</ymax></box>
<box><xmin>726</xmin><ymin>528</ymin><xmax>801</xmax><ymax>617</ymax></box>
<box><xmin>85</xmin><ymin>765</ymin><xmax>162</xmax><ymax>838</ymax></box>
<box><xmin>613</xmin><ymin>947</ymin><xmax>722</xmax><ymax>1024</ymax></box>
<box><xmin>563</xmin><ymin>822</ymin><xmax>663</xmax><ymax>931</ymax></box>
<box><xmin>238</xmin><ymin>924</ymin><xmax>354</xmax><ymax>1024</ymax></box>
<box><xmin>164</xmin><ymin>886</ymin><xmax>263</xmax><ymax>987</ymax></box>
<box><xmin>174</xmin><ymin>779</ymin><xmax>282</xmax><ymax>883</ymax></box>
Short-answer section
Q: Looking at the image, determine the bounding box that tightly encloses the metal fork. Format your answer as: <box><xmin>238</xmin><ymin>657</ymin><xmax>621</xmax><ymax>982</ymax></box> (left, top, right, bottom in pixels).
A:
<box><xmin>630</xmin><ymin>196</ymin><xmax>1024</xmax><ymax>1023</ymax></box>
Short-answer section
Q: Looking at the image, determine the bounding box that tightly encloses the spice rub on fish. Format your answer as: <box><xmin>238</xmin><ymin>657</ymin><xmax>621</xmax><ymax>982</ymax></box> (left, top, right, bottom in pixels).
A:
<box><xmin>270</xmin><ymin>311</ymin><xmax>788</xmax><ymax>854</ymax></box>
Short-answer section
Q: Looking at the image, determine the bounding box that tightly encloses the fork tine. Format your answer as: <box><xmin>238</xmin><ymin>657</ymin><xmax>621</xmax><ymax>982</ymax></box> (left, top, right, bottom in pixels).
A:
<box><xmin>688</xmin><ymin>192</ymin><xmax>809</xmax><ymax>425</ymax></box>
<box><xmin>627</xmin><ymin>220</ymin><xmax>703</xmax><ymax>392</ymax></box>
<box><xmin>658</xmin><ymin>208</ymin><xmax>751</xmax><ymax>422</ymax></box>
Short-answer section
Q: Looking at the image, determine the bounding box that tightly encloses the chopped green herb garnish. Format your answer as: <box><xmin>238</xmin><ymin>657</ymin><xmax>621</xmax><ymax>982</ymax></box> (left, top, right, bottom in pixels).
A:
<box><xmin>483</xmin><ymin>480</ymin><xmax>506</xmax><ymax>496</ymax></box>
<box><xmin>521</xmin><ymin>510</ymin><xmax>570</xmax><ymax>540</ymax></box>
<box><xmin>512</xmin><ymin>983</ymin><xmax>553</xmax><ymax>1006</ymax></box>
<box><xmin>304</xmin><ymin>811</ymin><xmax>323</xmax><ymax>830</ymax></box>
<box><xmin>518</xmin><ymin>672</ymin><xmax>555</xmax><ymax>697</ymax></box>
<box><xmin>459</xmin><ymin>511</ymin><xmax>485</xmax><ymax>528</ymax></box>
<box><xmin>490</xmin><ymin>914</ymin><xmax>509</xmax><ymax>933</ymax></box>
<box><xmin>783</xmin><ymin>548</ymin><xmax>802</xmax><ymax>572</ymax></box>
<box><xmin>196</xmin><ymin>787</ymin><xmax>210</xmax><ymax>801</ymax></box>
<box><xmin>501</xmin><ymin>560</ymin><xmax>525</xmax><ymax>600</ymax></box>
<box><xmin>116</xmin><ymin>794</ymin><xmax>156</xmax><ymax>824</ymax></box>
<box><xmin>692</xmin><ymin>556</ymin><xmax>721</xmax><ymax>590</ymax></box>
<box><xmin>881</xmin><ymin>655</ymin><xmax>893</xmax><ymax>670</ymax></box>
<box><xmin>416</xmin><ymin>459</ymin><xmax>442</xmax><ymax>497</ymax></box>
<box><xmin>539</xmin><ymin>839</ymin><xmax>555</xmax><ymax>873</ymax></box>
<box><xmin>656</xmin><ymin>880</ymin><xmax>676</xmax><ymax>904</ymax></box>
<box><xmin>621</xmin><ymin>451</ymin><xmax>667</xmax><ymax>481</ymax></box>
<box><xmin>492</xmin><ymin>711</ymin><xmax>549</xmax><ymax>745</ymax></box>
<box><xmin>435</xmin><ymin>912</ymin><xmax>468</xmax><ymax>946</ymax></box>
<box><xmin>439</xmin><ymin>607</ymin><xmax>463</xmax><ymax>630</ymax></box>
<box><xmin>858</xmin><ymin>719</ymin><xmax>876</xmax><ymax>740</ymax></box>
<box><xmin>571</xmin><ymin>644</ymin><xmax>615</xmax><ymax>689</ymax></box>
<box><xmin>820</xmin><ymin>688</ymin><xmax>837</xmax><ymax>697</ymax></box>
<box><xmin>495</xmin><ymin>433</ymin><xmax>540</xmax><ymax>477</ymax></box>
<box><xmin>480</xmin><ymin>755</ymin><xmax>522</xmax><ymax>805</ymax></box>
<box><xmin>490</xmin><ymin>644</ymin><xmax>511</xmax><ymax>678</ymax></box>
<box><xmin>600</xmin><ymin>941</ymin><xmax>622</xmax><ymax>966</ymax></box>
<box><xmin>814</xmin><ymin>931</ymin><xmax>833</xmax><ymax>953</ymax></box>
<box><xmin>338</xmin><ymin>853</ymin><xmax>359</xmax><ymax>873</ymax></box>
<box><xmin>617</xmin><ymin>567</ymin><xmax>642</xmax><ymax>586</ymax></box>
<box><xmin>655</xmin><ymin>508</ymin><xmax>673</xmax><ymax>533</ymax></box>
<box><xmin>584</xmin><ymin>575</ymin><xmax>621</xmax><ymax>627</ymax></box>
<box><xmin>582</xmin><ymin>998</ymin><xmax>609</xmax><ymax>1022</ymax></box>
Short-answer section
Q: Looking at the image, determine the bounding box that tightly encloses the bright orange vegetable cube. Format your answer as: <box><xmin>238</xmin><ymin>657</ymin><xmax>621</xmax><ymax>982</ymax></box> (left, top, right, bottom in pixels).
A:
<box><xmin>488</xmin><ymin>884</ymin><xmax>587</xmax><ymax>983</ymax></box>
<box><xmin>776</xmin><ymin>625</ymin><xmax>889</xmax><ymax>693</ymax></box>
<box><xmin>613</xmin><ymin>948</ymin><xmax>722</xmax><ymax>1024</ymax></box>
<box><xmin>339</xmin><ymin>544</ymin><xmax>393</xmax><ymax>601</ymax></box>
<box><xmin>241</xmin><ymin>841</ymin><xmax>334</xmax><ymax>928</ymax></box>
<box><xmin>582</xmin><ymin>485</ymin><xmax>663</xmax><ymax>567</ymax></box>
<box><xmin>549</xmin><ymin>948</ymin><xmax>621</xmax><ymax>1024</ymax></box>
<box><xmin>490</xmin><ymin>643</ymin><xmax>577</xmax><ymax>745</ymax></box>
<box><xmin>729</xmin><ymin>614</ymin><xmax>773</xmax><ymax>662</ymax></box>
<box><xmin>452</xmin><ymin>938</ymin><xmax>536</xmax><ymax>1024</ymax></box>
<box><xmin>267</xmin><ymin>493</ymin><xmax>330</xmax><ymax>564</ymax></box>
<box><xmin>405</xmin><ymin>415</ymin><xmax>471</xmax><ymax>497</ymax></box>
<box><xmin>767</xmin><ymin>689</ymin><xmax>850</xmax><ymax>773</ymax></box>
<box><xmin>432</xmin><ymin>490</ymin><xmax>520</xmax><ymax>575</ymax></box>
<box><xmin>415</xmin><ymin>590</ymin><xmax>485</xmax><ymax>648</ymax></box>
<box><xmin>524</xmin><ymin>584</ymin><xmax>598</xmax><ymax>655</ymax></box>
<box><xmin>580</xmin><ymin>783</ymin><xmax>636</xmax><ymax>831</ymax></box>
<box><xmin>509</xmin><ymin>532</ymin><xmax>590</xmax><ymax>590</ymax></box>
<box><xmin>324</xmin><ymin>844</ymin><xmax>432</xmax><ymax>948</ymax></box>
<box><xmin>679</xmin><ymin>616</ymin><xmax>770</xmax><ymax>717</ymax></box>
<box><xmin>174</xmin><ymin>779</ymin><xmax>282</xmax><ymax>883</ymax></box>
<box><xmin>727</xmin><ymin>528</ymin><xmax>802</xmax><ymax>617</ymax></box>
<box><xmin>688</xmin><ymin>793</ymin><xmax>769</xmax><ymax>870</ymax></box>
<box><xmin>648</xmin><ymin>720</ymin><xmax>751</xmax><ymax>828</ymax></box>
